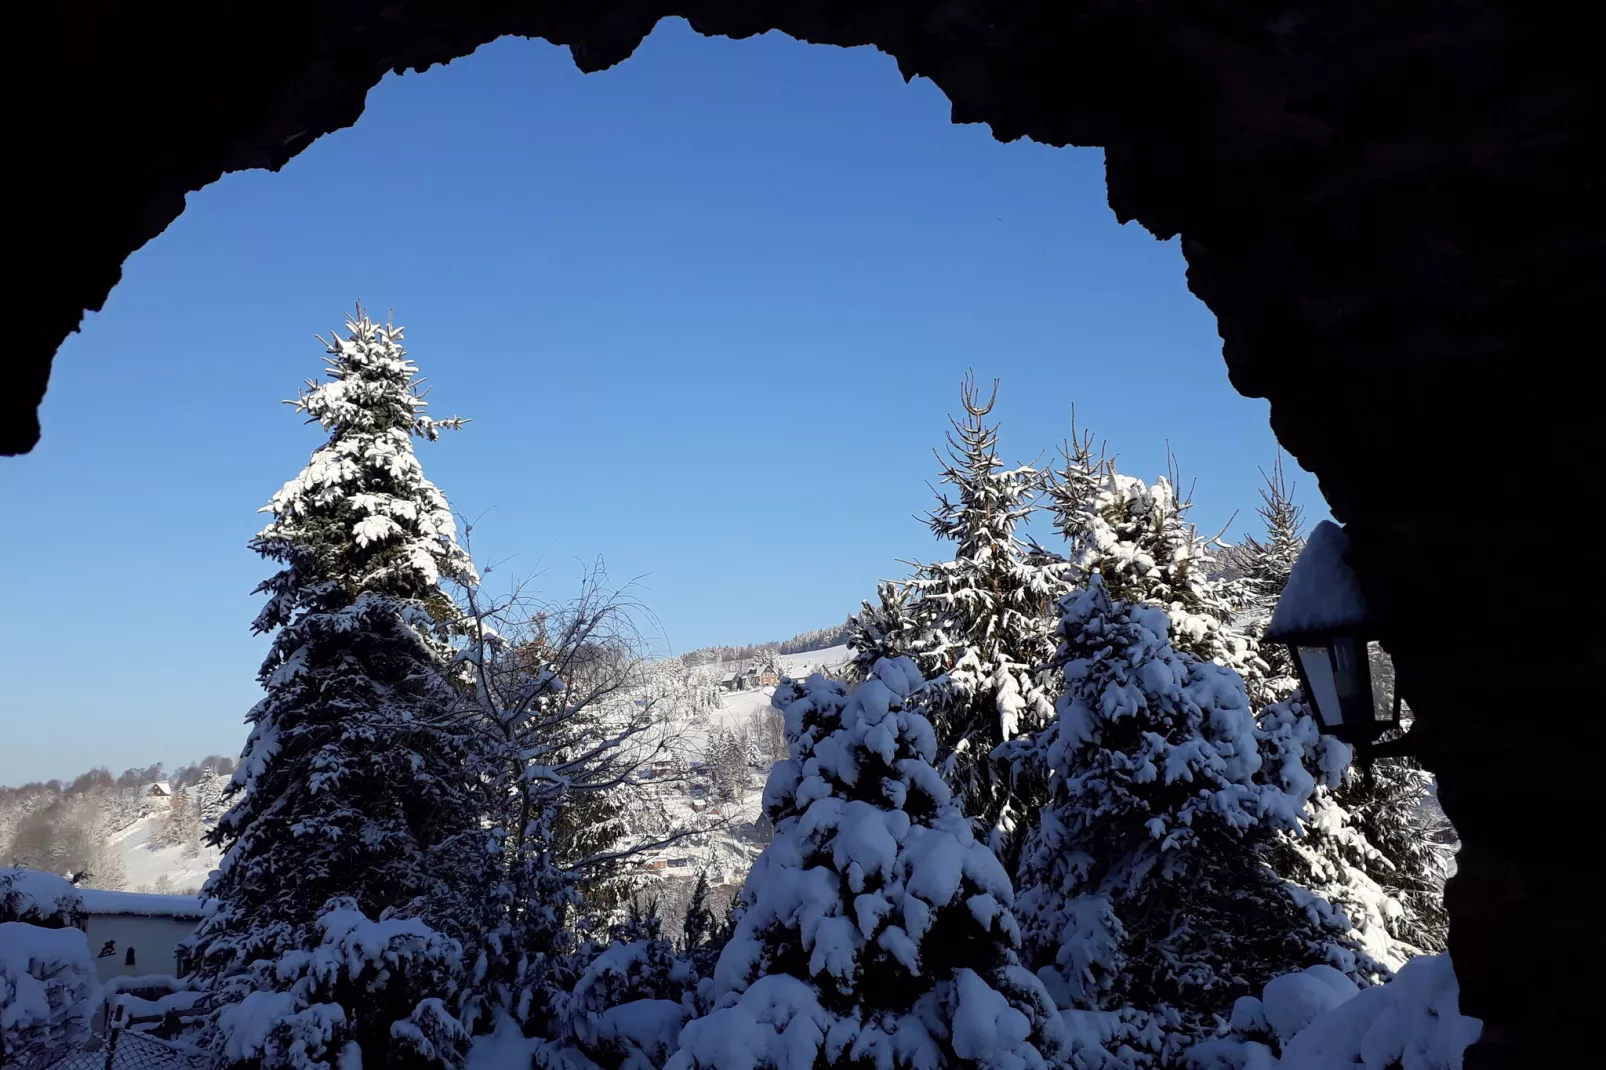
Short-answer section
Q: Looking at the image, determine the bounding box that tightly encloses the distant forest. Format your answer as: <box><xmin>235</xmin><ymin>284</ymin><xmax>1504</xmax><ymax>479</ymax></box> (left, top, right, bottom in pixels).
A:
<box><xmin>680</xmin><ymin>622</ymin><xmax>852</xmax><ymax>667</ymax></box>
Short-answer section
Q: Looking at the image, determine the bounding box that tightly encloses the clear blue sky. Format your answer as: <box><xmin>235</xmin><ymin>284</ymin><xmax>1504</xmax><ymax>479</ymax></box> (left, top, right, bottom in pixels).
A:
<box><xmin>0</xmin><ymin>22</ymin><xmax>1328</xmax><ymax>785</ymax></box>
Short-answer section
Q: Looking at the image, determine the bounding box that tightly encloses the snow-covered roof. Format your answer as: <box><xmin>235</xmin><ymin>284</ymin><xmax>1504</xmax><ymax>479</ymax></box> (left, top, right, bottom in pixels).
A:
<box><xmin>78</xmin><ymin>889</ymin><xmax>205</xmax><ymax>920</ymax></box>
<box><xmin>1266</xmin><ymin>520</ymin><xmax>1370</xmax><ymax>640</ymax></box>
<box><xmin>148</xmin><ymin>781</ymin><xmax>171</xmax><ymax>796</ymax></box>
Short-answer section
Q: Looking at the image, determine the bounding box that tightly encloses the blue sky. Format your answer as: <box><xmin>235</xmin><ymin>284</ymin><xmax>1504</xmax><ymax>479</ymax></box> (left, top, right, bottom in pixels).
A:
<box><xmin>0</xmin><ymin>23</ymin><xmax>1327</xmax><ymax>784</ymax></box>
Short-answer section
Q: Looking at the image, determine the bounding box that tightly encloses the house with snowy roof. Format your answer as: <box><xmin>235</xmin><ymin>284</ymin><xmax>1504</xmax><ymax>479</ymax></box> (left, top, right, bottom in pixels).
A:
<box><xmin>79</xmin><ymin>888</ymin><xmax>205</xmax><ymax>982</ymax></box>
<box><xmin>145</xmin><ymin>781</ymin><xmax>172</xmax><ymax>798</ymax></box>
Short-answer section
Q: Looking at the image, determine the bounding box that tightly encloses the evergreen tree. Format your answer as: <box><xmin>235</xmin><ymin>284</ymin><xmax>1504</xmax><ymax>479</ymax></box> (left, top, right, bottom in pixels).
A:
<box><xmin>187</xmin><ymin>309</ymin><xmax>486</xmax><ymax>1070</ymax></box>
<box><xmin>669</xmin><ymin>659</ymin><xmax>1066</xmax><ymax>1070</ymax></box>
<box><xmin>845</xmin><ymin>581</ymin><xmax>927</xmax><ymax>681</ymax></box>
<box><xmin>1231</xmin><ymin>458</ymin><xmax>1305</xmax><ymax>621</ymax></box>
<box><xmin>1045</xmin><ymin>447</ymin><xmax>1262</xmax><ymax>687</ymax></box>
<box><xmin>194</xmin><ymin>769</ymin><xmax>231</xmax><ymax>825</ymax></box>
<box><xmin>1009</xmin><ymin>579</ymin><xmax>1365</xmax><ymax>1050</ymax></box>
<box><xmin>1255</xmin><ymin>700</ymin><xmax>1449</xmax><ymax>967</ymax></box>
<box><xmin>869</xmin><ymin>374</ymin><xmax>1059</xmax><ymax>860</ymax></box>
<box><xmin>157</xmin><ymin>786</ymin><xmax>202</xmax><ymax>853</ymax></box>
<box><xmin>679</xmin><ymin>870</ymin><xmax>725</xmax><ymax>983</ymax></box>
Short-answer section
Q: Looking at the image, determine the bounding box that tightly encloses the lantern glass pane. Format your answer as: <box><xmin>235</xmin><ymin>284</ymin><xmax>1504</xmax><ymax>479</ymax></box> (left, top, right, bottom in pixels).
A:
<box><xmin>1297</xmin><ymin>645</ymin><xmax>1344</xmax><ymax>728</ymax></box>
<box><xmin>1331</xmin><ymin>637</ymin><xmax>1363</xmax><ymax>700</ymax></box>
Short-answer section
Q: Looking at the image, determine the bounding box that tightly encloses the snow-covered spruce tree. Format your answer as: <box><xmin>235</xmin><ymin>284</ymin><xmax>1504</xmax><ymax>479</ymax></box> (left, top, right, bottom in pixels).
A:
<box><xmin>187</xmin><ymin>310</ymin><xmax>487</xmax><ymax>1070</ymax></box>
<box><xmin>669</xmin><ymin>659</ymin><xmax>1066</xmax><ymax>1070</ymax></box>
<box><xmin>1045</xmin><ymin>447</ymin><xmax>1263</xmax><ymax>689</ymax></box>
<box><xmin>846</xmin><ymin>581</ymin><xmax>928</xmax><ymax>682</ymax></box>
<box><xmin>1229</xmin><ymin>458</ymin><xmax>1303</xmax><ymax>666</ymax></box>
<box><xmin>157</xmin><ymin>785</ymin><xmax>202</xmax><ymax>853</ymax></box>
<box><xmin>896</xmin><ymin>374</ymin><xmax>1060</xmax><ymax>860</ymax></box>
<box><xmin>679</xmin><ymin>871</ymin><xmax>727</xmax><ymax>984</ymax></box>
<box><xmin>1255</xmin><ymin>690</ymin><xmax>1452</xmax><ymax>966</ymax></box>
<box><xmin>1007</xmin><ymin>579</ymin><xmax>1366</xmax><ymax>1053</ymax></box>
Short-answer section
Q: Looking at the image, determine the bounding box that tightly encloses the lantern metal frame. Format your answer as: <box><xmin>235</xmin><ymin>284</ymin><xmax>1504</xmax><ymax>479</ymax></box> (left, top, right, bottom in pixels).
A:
<box><xmin>1264</xmin><ymin>623</ymin><xmax>1407</xmax><ymax>752</ymax></box>
<box><xmin>1264</xmin><ymin>521</ymin><xmax>1413</xmax><ymax>759</ymax></box>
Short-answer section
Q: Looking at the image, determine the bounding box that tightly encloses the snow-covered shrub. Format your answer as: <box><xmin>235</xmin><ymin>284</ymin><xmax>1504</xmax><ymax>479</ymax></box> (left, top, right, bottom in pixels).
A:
<box><xmin>1187</xmin><ymin>955</ymin><xmax>1479</xmax><ymax>1070</ymax></box>
<box><xmin>211</xmin><ymin>898</ymin><xmax>468</xmax><ymax>1070</ymax></box>
<box><xmin>669</xmin><ymin>658</ymin><xmax>1065</xmax><ymax>1070</ymax></box>
<box><xmin>1</xmin><ymin>919</ymin><xmax>101</xmax><ymax>1067</ymax></box>
<box><xmin>538</xmin><ymin>904</ymin><xmax>699</xmax><ymax>1070</ymax></box>
<box><xmin>0</xmin><ymin>867</ymin><xmax>84</xmax><ymax>928</ymax></box>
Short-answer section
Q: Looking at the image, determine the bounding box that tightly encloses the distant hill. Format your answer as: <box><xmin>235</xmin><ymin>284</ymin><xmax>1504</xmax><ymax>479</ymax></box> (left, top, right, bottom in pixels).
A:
<box><xmin>680</xmin><ymin>622</ymin><xmax>852</xmax><ymax>667</ymax></box>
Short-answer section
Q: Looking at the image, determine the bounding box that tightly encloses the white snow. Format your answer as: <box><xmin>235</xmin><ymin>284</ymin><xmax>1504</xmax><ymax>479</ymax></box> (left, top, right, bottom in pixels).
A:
<box><xmin>0</xmin><ymin>866</ymin><xmax>83</xmax><ymax>924</ymax></box>
<box><xmin>1189</xmin><ymin>955</ymin><xmax>1480</xmax><ymax>1070</ymax></box>
<box><xmin>467</xmin><ymin>1013</ymin><xmax>540</xmax><ymax>1070</ymax></box>
<box><xmin>1259</xmin><ymin>967</ymin><xmax>1358</xmax><ymax>1046</ymax></box>
<box><xmin>1266</xmin><ymin>523</ymin><xmax>1368</xmax><ymax>640</ymax></box>
<box><xmin>105</xmin><ymin>812</ymin><xmax>221</xmax><ymax>894</ymax></box>
<box><xmin>79</xmin><ymin>889</ymin><xmax>205</xmax><ymax>919</ymax></box>
<box><xmin>1</xmin><ymin>920</ymin><xmax>103</xmax><ymax>1064</ymax></box>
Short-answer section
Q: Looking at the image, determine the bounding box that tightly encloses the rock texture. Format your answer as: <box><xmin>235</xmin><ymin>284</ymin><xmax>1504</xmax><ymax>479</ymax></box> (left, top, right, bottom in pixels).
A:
<box><xmin>13</xmin><ymin>3</ymin><xmax>1601</xmax><ymax>1065</ymax></box>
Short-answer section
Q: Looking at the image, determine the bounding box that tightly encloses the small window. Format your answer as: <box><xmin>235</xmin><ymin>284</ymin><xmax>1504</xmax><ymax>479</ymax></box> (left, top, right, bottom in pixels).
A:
<box><xmin>125</xmin><ymin>946</ymin><xmax>136</xmax><ymax>966</ymax></box>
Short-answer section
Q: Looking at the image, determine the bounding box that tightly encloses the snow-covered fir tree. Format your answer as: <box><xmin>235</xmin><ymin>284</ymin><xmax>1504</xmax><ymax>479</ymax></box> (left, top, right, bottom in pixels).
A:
<box><xmin>156</xmin><ymin>785</ymin><xmax>202</xmax><ymax>853</ymax></box>
<box><xmin>1230</xmin><ymin>467</ymin><xmax>1451</xmax><ymax>964</ymax></box>
<box><xmin>1008</xmin><ymin>579</ymin><xmax>1367</xmax><ymax>1056</ymax></box>
<box><xmin>1223</xmin><ymin>455</ymin><xmax>1305</xmax><ymax>702</ymax></box>
<box><xmin>678</xmin><ymin>871</ymin><xmax>728</xmax><ymax>986</ymax></box>
<box><xmin>193</xmin><ymin>768</ymin><xmax>232</xmax><ymax>825</ymax></box>
<box><xmin>845</xmin><ymin>582</ymin><xmax>928</xmax><ymax>681</ymax></box>
<box><xmin>854</xmin><ymin>374</ymin><xmax>1059</xmax><ymax>861</ymax></box>
<box><xmin>1229</xmin><ymin>459</ymin><xmax>1304</xmax><ymax>625</ymax></box>
<box><xmin>186</xmin><ymin>309</ymin><xmax>487</xmax><ymax>1070</ymax></box>
<box><xmin>668</xmin><ymin>659</ymin><xmax>1066</xmax><ymax>1070</ymax></box>
<box><xmin>1044</xmin><ymin>443</ymin><xmax>1262</xmax><ymax>688</ymax></box>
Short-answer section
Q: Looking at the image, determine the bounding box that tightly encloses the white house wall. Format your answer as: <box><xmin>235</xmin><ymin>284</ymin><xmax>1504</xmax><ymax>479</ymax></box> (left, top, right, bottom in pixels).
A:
<box><xmin>83</xmin><ymin>913</ymin><xmax>199</xmax><ymax>982</ymax></box>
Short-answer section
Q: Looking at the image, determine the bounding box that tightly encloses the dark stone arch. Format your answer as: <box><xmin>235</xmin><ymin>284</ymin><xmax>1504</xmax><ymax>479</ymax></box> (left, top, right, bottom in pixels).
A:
<box><xmin>13</xmin><ymin>3</ymin><xmax>1600</xmax><ymax>1064</ymax></box>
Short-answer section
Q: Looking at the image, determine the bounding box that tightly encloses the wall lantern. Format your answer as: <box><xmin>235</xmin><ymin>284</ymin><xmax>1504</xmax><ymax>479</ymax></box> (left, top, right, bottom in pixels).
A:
<box><xmin>1264</xmin><ymin>520</ymin><xmax>1407</xmax><ymax>754</ymax></box>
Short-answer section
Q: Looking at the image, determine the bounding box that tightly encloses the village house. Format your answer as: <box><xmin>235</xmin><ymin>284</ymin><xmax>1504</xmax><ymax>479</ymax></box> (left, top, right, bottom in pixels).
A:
<box><xmin>79</xmin><ymin>888</ymin><xmax>205</xmax><ymax>982</ymax></box>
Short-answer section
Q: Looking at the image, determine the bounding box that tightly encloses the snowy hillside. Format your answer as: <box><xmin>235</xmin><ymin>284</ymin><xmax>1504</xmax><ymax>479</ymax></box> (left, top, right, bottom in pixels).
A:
<box><xmin>107</xmin><ymin>812</ymin><xmax>220</xmax><ymax>895</ymax></box>
<box><xmin>0</xmin><ymin>647</ymin><xmax>853</xmax><ymax>905</ymax></box>
<box><xmin>622</xmin><ymin>645</ymin><xmax>851</xmax><ymax>915</ymax></box>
